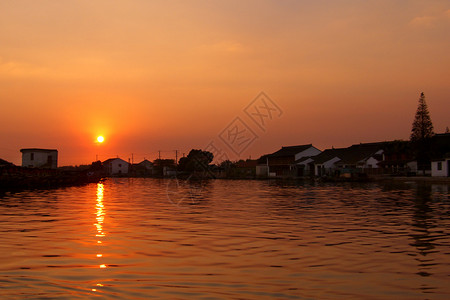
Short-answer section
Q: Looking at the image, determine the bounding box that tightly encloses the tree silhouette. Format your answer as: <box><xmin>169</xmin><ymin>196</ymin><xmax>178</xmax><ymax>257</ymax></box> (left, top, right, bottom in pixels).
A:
<box><xmin>410</xmin><ymin>92</ymin><xmax>434</xmax><ymax>175</ymax></box>
<box><xmin>411</xmin><ymin>92</ymin><xmax>434</xmax><ymax>142</ymax></box>
<box><xmin>177</xmin><ymin>149</ymin><xmax>213</xmax><ymax>173</ymax></box>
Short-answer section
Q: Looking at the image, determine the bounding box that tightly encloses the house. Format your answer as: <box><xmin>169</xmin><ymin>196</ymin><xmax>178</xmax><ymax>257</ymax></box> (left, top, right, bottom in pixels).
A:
<box><xmin>430</xmin><ymin>133</ymin><xmax>450</xmax><ymax>177</ymax></box>
<box><xmin>431</xmin><ymin>154</ymin><xmax>450</xmax><ymax>177</ymax></box>
<box><xmin>0</xmin><ymin>158</ymin><xmax>14</xmax><ymax>168</ymax></box>
<box><xmin>20</xmin><ymin>148</ymin><xmax>58</xmax><ymax>169</ymax></box>
<box><xmin>103</xmin><ymin>158</ymin><xmax>129</xmax><ymax>175</ymax></box>
<box><xmin>334</xmin><ymin>143</ymin><xmax>385</xmax><ymax>176</ymax></box>
<box><xmin>378</xmin><ymin>140</ymin><xmax>416</xmax><ymax>175</ymax></box>
<box><xmin>235</xmin><ymin>159</ymin><xmax>257</xmax><ymax>178</ymax></box>
<box><xmin>313</xmin><ymin>148</ymin><xmax>343</xmax><ymax>176</ymax></box>
<box><xmin>132</xmin><ymin>159</ymin><xmax>154</xmax><ymax>176</ymax></box>
<box><xmin>256</xmin><ymin>155</ymin><xmax>269</xmax><ymax>177</ymax></box>
<box><xmin>263</xmin><ymin>144</ymin><xmax>321</xmax><ymax>177</ymax></box>
<box><xmin>313</xmin><ymin>142</ymin><xmax>386</xmax><ymax>177</ymax></box>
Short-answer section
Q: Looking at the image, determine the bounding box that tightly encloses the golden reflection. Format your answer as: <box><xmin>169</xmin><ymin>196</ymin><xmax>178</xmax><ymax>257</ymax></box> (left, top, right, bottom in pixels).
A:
<box><xmin>95</xmin><ymin>183</ymin><xmax>105</xmax><ymax>239</ymax></box>
<box><xmin>93</xmin><ymin>182</ymin><xmax>107</xmax><ymax>293</ymax></box>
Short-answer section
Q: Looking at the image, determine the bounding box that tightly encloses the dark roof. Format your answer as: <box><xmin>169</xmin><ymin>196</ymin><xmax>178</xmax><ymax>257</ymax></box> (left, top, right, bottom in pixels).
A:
<box><xmin>0</xmin><ymin>158</ymin><xmax>14</xmax><ymax>166</ymax></box>
<box><xmin>268</xmin><ymin>144</ymin><xmax>313</xmax><ymax>157</ymax></box>
<box><xmin>103</xmin><ymin>158</ymin><xmax>129</xmax><ymax>164</ymax></box>
<box><xmin>312</xmin><ymin>148</ymin><xmax>346</xmax><ymax>164</ymax></box>
<box><xmin>20</xmin><ymin>148</ymin><xmax>57</xmax><ymax>153</ymax></box>
<box><xmin>311</xmin><ymin>142</ymin><xmax>385</xmax><ymax>165</ymax></box>
<box><xmin>336</xmin><ymin>143</ymin><xmax>385</xmax><ymax>165</ymax></box>
<box><xmin>137</xmin><ymin>159</ymin><xmax>153</xmax><ymax>165</ymax></box>
<box><xmin>432</xmin><ymin>133</ymin><xmax>450</xmax><ymax>159</ymax></box>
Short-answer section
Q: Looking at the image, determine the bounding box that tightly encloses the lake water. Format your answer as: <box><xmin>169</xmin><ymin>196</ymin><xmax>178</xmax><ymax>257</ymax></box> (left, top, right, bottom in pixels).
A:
<box><xmin>0</xmin><ymin>178</ymin><xmax>449</xmax><ymax>299</ymax></box>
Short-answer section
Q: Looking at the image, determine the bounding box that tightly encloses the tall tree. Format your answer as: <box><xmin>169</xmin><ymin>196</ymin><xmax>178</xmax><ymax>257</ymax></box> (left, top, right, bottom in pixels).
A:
<box><xmin>410</xmin><ymin>92</ymin><xmax>434</xmax><ymax>175</ymax></box>
<box><xmin>410</xmin><ymin>92</ymin><xmax>434</xmax><ymax>142</ymax></box>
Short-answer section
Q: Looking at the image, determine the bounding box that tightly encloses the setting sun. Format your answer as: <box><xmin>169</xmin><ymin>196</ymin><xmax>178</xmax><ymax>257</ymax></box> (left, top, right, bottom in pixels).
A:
<box><xmin>97</xmin><ymin>136</ymin><xmax>104</xmax><ymax>143</ymax></box>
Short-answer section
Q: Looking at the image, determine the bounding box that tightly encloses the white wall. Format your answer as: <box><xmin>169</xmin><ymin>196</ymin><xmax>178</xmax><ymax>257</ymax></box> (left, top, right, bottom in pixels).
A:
<box><xmin>365</xmin><ymin>157</ymin><xmax>380</xmax><ymax>168</ymax></box>
<box><xmin>431</xmin><ymin>160</ymin><xmax>448</xmax><ymax>177</ymax></box>
<box><xmin>315</xmin><ymin>157</ymin><xmax>340</xmax><ymax>176</ymax></box>
<box><xmin>107</xmin><ymin>158</ymin><xmax>129</xmax><ymax>174</ymax></box>
<box><xmin>22</xmin><ymin>150</ymin><xmax>58</xmax><ymax>169</ymax></box>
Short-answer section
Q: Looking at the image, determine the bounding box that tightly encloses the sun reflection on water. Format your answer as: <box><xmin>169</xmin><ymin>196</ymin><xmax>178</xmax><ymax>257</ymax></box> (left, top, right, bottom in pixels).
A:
<box><xmin>93</xmin><ymin>183</ymin><xmax>107</xmax><ymax>293</ymax></box>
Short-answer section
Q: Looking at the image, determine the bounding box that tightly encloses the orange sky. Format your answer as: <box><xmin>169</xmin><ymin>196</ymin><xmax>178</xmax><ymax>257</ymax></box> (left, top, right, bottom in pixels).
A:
<box><xmin>1</xmin><ymin>0</ymin><xmax>449</xmax><ymax>166</ymax></box>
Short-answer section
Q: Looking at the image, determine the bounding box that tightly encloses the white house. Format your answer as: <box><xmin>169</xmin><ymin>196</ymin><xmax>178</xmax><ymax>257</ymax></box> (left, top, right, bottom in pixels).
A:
<box><xmin>20</xmin><ymin>148</ymin><xmax>58</xmax><ymax>169</ymax></box>
<box><xmin>431</xmin><ymin>155</ymin><xmax>450</xmax><ymax>177</ymax></box>
<box><xmin>103</xmin><ymin>158</ymin><xmax>129</xmax><ymax>175</ymax></box>
<box><xmin>263</xmin><ymin>144</ymin><xmax>321</xmax><ymax>177</ymax></box>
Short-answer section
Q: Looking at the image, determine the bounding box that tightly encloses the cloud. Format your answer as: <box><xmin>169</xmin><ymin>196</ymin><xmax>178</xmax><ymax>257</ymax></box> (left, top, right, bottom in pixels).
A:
<box><xmin>198</xmin><ymin>41</ymin><xmax>248</xmax><ymax>54</ymax></box>
<box><xmin>409</xmin><ymin>8</ymin><xmax>450</xmax><ymax>28</ymax></box>
<box><xmin>0</xmin><ymin>57</ymin><xmax>49</xmax><ymax>78</ymax></box>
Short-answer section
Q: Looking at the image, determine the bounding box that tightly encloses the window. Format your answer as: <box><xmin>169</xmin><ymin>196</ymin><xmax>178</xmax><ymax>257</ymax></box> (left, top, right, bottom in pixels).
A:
<box><xmin>30</xmin><ymin>153</ymin><xmax>34</xmax><ymax>160</ymax></box>
<box><xmin>118</xmin><ymin>164</ymin><xmax>122</xmax><ymax>167</ymax></box>
<box><xmin>437</xmin><ymin>162</ymin><xmax>442</xmax><ymax>170</ymax></box>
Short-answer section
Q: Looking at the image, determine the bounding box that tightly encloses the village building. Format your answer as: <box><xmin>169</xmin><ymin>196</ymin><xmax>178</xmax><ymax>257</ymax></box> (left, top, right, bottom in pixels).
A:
<box><xmin>131</xmin><ymin>159</ymin><xmax>155</xmax><ymax>176</ymax></box>
<box><xmin>103</xmin><ymin>158</ymin><xmax>129</xmax><ymax>175</ymax></box>
<box><xmin>313</xmin><ymin>148</ymin><xmax>343</xmax><ymax>176</ymax></box>
<box><xmin>431</xmin><ymin>154</ymin><xmax>450</xmax><ymax>177</ymax></box>
<box><xmin>259</xmin><ymin>144</ymin><xmax>321</xmax><ymax>177</ymax></box>
<box><xmin>430</xmin><ymin>133</ymin><xmax>450</xmax><ymax>177</ymax></box>
<box><xmin>313</xmin><ymin>143</ymin><xmax>386</xmax><ymax>177</ymax></box>
<box><xmin>334</xmin><ymin>143</ymin><xmax>385</xmax><ymax>176</ymax></box>
<box><xmin>20</xmin><ymin>148</ymin><xmax>58</xmax><ymax>169</ymax></box>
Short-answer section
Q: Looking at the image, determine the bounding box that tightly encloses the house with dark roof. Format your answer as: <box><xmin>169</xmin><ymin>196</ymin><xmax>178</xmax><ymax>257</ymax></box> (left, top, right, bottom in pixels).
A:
<box><xmin>313</xmin><ymin>148</ymin><xmax>345</xmax><ymax>176</ymax></box>
<box><xmin>334</xmin><ymin>143</ymin><xmax>385</xmax><ymax>176</ymax></box>
<box><xmin>262</xmin><ymin>144</ymin><xmax>321</xmax><ymax>177</ymax></box>
<box><xmin>131</xmin><ymin>159</ymin><xmax>155</xmax><ymax>176</ymax></box>
<box><xmin>0</xmin><ymin>158</ymin><xmax>14</xmax><ymax>168</ymax></box>
<box><xmin>313</xmin><ymin>142</ymin><xmax>386</xmax><ymax>177</ymax></box>
<box><xmin>103</xmin><ymin>158</ymin><xmax>129</xmax><ymax>175</ymax></box>
<box><xmin>431</xmin><ymin>133</ymin><xmax>450</xmax><ymax>177</ymax></box>
<box><xmin>377</xmin><ymin>140</ymin><xmax>416</xmax><ymax>175</ymax></box>
<box><xmin>20</xmin><ymin>148</ymin><xmax>58</xmax><ymax>169</ymax></box>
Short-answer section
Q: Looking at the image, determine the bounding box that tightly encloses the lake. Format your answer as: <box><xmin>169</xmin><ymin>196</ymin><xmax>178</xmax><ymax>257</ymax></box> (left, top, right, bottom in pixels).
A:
<box><xmin>0</xmin><ymin>178</ymin><xmax>449</xmax><ymax>299</ymax></box>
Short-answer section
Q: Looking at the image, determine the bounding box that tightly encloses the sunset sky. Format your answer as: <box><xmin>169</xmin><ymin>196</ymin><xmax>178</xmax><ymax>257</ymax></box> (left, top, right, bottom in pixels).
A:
<box><xmin>1</xmin><ymin>0</ymin><xmax>449</xmax><ymax>166</ymax></box>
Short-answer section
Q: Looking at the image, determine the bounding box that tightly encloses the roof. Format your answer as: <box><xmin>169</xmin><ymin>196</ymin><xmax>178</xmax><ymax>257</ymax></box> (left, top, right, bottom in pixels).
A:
<box><xmin>103</xmin><ymin>158</ymin><xmax>129</xmax><ymax>164</ymax></box>
<box><xmin>336</xmin><ymin>143</ymin><xmax>384</xmax><ymax>165</ymax></box>
<box><xmin>138</xmin><ymin>159</ymin><xmax>153</xmax><ymax>165</ymax></box>
<box><xmin>295</xmin><ymin>156</ymin><xmax>313</xmax><ymax>164</ymax></box>
<box><xmin>0</xmin><ymin>158</ymin><xmax>14</xmax><ymax>166</ymax></box>
<box><xmin>20</xmin><ymin>148</ymin><xmax>58</xmax><ymax>153</ymax></box>
<box><xmin>312</xmin><ymin>148</ymin><xmax>346</xmax><ymax>164</ymax></box>
<box><xmin>268</xmin><ymin>144</ymin><xmax>313</xmax><ymax>157</ymax></box>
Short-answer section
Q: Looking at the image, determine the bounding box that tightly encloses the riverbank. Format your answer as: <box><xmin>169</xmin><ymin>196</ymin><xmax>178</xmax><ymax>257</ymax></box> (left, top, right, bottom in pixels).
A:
<box><xmin>0</xmin><ymin>166</ymin><xmax>104</xmax><ymax>193</ymax></box>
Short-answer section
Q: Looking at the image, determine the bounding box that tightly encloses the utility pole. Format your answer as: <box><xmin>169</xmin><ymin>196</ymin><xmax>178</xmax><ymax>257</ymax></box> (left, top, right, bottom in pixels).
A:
<box><xmin>131</xmin><ymin>153</ymin><xmax>134</xmax><ymax>164</ymax></box>
<box><xmin>175</xmin><ymin>150</ymin><xmax>178</xmax><ymax>165</ymax></box>
<box><xmin>158</xmin><ymin>150</ymin><xmax>161</xmax><ymax>160</ymax></box>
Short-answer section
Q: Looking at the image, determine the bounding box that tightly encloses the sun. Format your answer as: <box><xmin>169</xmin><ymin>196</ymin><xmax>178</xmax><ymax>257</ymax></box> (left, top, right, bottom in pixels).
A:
<box><xmin>97</xmin><ymin>136</ymin><xmax>105</xmax><ymax>143</ymax></box>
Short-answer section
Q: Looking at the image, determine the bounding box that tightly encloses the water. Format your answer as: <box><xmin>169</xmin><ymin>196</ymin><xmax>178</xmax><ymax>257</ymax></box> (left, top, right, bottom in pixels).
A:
<box><xmin>0</xmin><ymin>178</ymin><xmax>449</xmax><ymax>299</ymax></box>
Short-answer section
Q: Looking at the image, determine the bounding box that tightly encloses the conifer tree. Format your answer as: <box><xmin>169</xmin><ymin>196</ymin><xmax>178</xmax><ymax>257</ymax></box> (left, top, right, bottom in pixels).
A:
<box><xmin>410</xmin><ymin>92</ymin><xmax>434</xmax><ymax>142</ymax></box>
<box><xmin>410</xmin><ymin>92</ymin><xmax>434</xmax><ymax>175</ymax></box>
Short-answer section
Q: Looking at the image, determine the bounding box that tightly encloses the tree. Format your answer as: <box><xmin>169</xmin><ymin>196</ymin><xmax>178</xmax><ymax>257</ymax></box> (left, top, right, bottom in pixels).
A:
<box><xmin>177</xmin><ymin>149</ymin><xmax>213</xmax><ymax>173</ymax></box>
<box><xmin>410</xmin><ymin>92</ymin><xmax>434</xmax><ymax>142</ymax></box>
<box><xmin>410</xmin><ymin>92</ymin><xmax>434</xmax><ymax>175</ymax></box>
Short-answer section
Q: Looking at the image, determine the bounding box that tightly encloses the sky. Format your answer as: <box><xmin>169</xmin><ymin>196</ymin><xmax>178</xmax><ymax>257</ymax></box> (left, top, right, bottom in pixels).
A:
<box><xmin>1</xmin><ymin>0</ymin><xmax>449</xmax><ymax>166</ymax></box>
